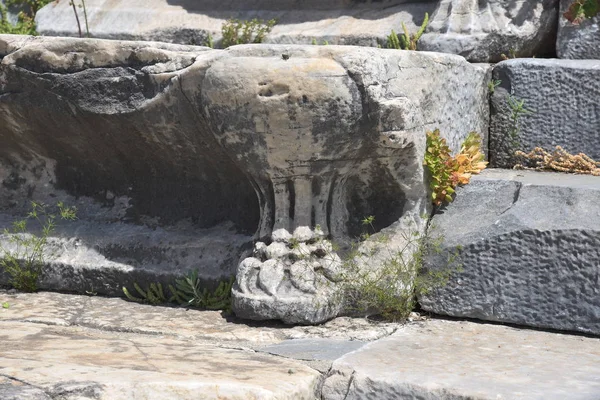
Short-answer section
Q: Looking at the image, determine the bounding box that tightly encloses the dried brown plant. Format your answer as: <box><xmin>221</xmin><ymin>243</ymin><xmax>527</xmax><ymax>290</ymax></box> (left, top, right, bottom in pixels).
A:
<box><xmin>514</xmin><ymin>146</ymin><xmax>600</xmax><ymax>176</ymax></box>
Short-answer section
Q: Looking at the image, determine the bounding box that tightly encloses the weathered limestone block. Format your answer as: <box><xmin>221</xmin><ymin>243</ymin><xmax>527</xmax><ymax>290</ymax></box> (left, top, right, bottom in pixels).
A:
<box><xmin>419</xmin><ymin>169</ymin><xmax>600</xmax><ymax>336</ymax></box>
<box><xmin>35</xmin><ymin>0</ymin><xmax>437</xmax><ymax>47</ymax></box>
<box><xmin>489</xmin><ymin>58</ymin><xmax>600</xmax><ymax>168</ymax></box>
<box><xmin>420</xmin><ymin>0</ymin><xmax>559</xmax><ymax>62</ymax></box>
<box><xmin>203</xmin><ymin>45</ymin><xmax>490</xmax><ymax>241</ymax></box>
<box><xmin>557</xmin><ymin>0</ymin><xmax>600</xmax><ymax>59</ymax></box>
<box><xmin>232</xmin><ymin>227</ymin><xmax>344</xmax><ymax>324</ymax></box>
<box><xmin>35</xmin><ymin>0</ymin><xmax>557</xmax><ymax>62</ymax></box>
<box><xmin>0</xmin><ymin>35</ymin><xmax>257</xmax><ymax>293</ymax></box>
<box><xmin>0</xmin><ymin>36</ymin><xmax>489</xmax><ymax>306</ymax></box>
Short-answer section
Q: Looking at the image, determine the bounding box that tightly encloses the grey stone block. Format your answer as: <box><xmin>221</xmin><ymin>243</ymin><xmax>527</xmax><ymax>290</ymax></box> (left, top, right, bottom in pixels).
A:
<box><xmin>489</xmin><ymin>58</ymin><xmax>600</xmax><ymax>168</ymax></box>
<box><xmin>557</xmin><ymin>0</ymin><xmax>600</xmax><ymax>59</ymax></box>
<box><xmin>419</xmin><ymin>169</ymin><xmax>600</xmax><ymax>335</ymax></box>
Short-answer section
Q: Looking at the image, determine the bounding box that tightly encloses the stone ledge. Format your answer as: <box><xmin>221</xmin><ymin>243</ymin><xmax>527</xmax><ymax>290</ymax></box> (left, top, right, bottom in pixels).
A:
<box><xmin>420</xmin><ymin>168</ymin><xmax>600</xmax><ymax>335</ymax></box>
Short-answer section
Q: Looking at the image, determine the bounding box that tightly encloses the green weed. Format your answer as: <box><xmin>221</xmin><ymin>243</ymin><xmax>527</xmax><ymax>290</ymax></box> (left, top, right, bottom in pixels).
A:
<box><xmin>0</xmin><ymin>201</ymin><xmax>77</xmax><ymax>292</ymax></box>
<box><xmin>221</xmin><ymin>18</ymin><xmax>276</xmax><ymax>48</ymax></box>
<box><xmin>387</xmin><ymin>13</ymin><xmax>428</xmax><ymax>50</ymax></box>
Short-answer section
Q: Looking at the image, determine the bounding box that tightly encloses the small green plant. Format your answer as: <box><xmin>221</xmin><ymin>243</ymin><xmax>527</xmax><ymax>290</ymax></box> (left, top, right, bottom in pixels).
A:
<box><xmin>310</xmin><ymin>38</ymin><xmax>329</xmax><ymax>45</ymax></box>
<box><xmin>205</xmin><ymin>32</ymin><xmax>214</xmax><ymax>48</ymax></box>
<box><xmin>123</xmin><ymin>282</ymin><xmax>168</xmax><ymax>305</ymax></box>
<box><xmin>488</xmin><ymin>79</ymin><xmax>501</xmax><ymax>95</ymax></box>
<box><xmin>0</xmin><ymin>201</ymin><xmax>77</xmax><ymax>292</ymax></box>
<box><xmin>388</xmin><ymin>13</ymin><xmax>428</xmax><ymax>50</ymax></box>
<box><xmin>2</xmin><ymin>302</ymin><xmax>9</xmax><ymax>309</ymax></box>
<box><xmin>387</xmin><ymin>29</ymin><xmax>401</xmax><ymax>50</ymax></box>
<box><xmin>170</xmin><ymin>271</ymin><xmax>234</xmax><ymax>312</ymax></box>
<box><xmin>507</xmin><ymin>95</ymin><xmax>533</xmax><ymax>150</ymax></box>
<box><xmin>221</xmin><ymin>18</ymin><xmax>276</xmax><ymax>48</ymax></box>
<box><xmin>565</xmin><ymin>0</ymin><xmax>599</xmax><ymax>24</ymax></box>
<box><xmin>339</xmin><ymin>217</ymin><xmax>460</xmax><ymax>321</ymax></box>
<box><xmin>122</xmin><ymin>272</ymin><xmax>234</xmax><ymax>312</ymax></box>
<box><xmin>423</xmin><ymin>130</ymin><xmax>487</xmax><ymax>207</ymax></box>
<box><xmin>0</xmin><ymin>0</ymin><xmax>51</xmax><ymax>34</ymax></box>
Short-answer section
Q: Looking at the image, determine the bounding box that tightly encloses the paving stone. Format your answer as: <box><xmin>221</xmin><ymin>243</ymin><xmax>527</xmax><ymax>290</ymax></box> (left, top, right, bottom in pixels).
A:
<box><xmin>322</xmin><ymin>319</ymin><xmax>600</xmax><ymax>400</ymax></box>
<box><xmin>0</xmin><ymin>321</ymin><xmax>321</xmax><ymax>400</ymax></box>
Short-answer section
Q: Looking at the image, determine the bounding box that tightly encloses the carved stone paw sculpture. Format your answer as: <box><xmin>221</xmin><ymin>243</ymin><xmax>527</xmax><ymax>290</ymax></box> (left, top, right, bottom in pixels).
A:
<box><xmin>232</xmin><ymin>227</ymin><xmax>344</xmax><ymax>324</ymax></box>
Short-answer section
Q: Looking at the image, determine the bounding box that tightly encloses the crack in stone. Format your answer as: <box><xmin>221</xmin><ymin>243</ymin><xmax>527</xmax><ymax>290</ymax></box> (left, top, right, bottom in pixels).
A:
<box><xmin>498</xmin><ymin>181</ymin><xmax>523</xmax><ymax>216</ymax></box>
<box><xmin>0</xmin><ymin>372</ymin><xmax>50</xmax><ymax>396</ymax></box>
<box><xmin>342</xmin><ymin>370</ymin><xmax>356</xmax><ymax>400</ymax></box>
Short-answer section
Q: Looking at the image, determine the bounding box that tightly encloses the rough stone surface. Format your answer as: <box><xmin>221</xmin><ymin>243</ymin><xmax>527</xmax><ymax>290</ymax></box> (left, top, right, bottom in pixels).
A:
<box><xmin>0</xmin><ymin>290</ymin><xmax>405</xmax><ymax>399</ymax></box>
<box><xmin>0</xmin><ymin>35</ymin><xmax>254</xmax><ymax>293</ymax></box>
<box><xmin>557</xmin><ymin>0</ymin><xmax>600</xmax><ymax>59</ymax></box>
<box><xmin>420</xmin><ymin>169</ymin><xmax>600</xmax><ymax>335</ymax></box>
<box><xmin>5</xmin><ymin>291</ymin><xmax>600</xmax><ymax>399</ymax></box>
<box><xmin>420</xmin><ymin>0</ymin><xmax>559</xmax><ymax>62</ymax></box>
<box><xmin>0</xmin><ymin>35</ymin><xmax>489</xmax><ymax>296</ymax></box>
<box><xmin>0</xmin><ymin>379</ymin><xmax>51</xmax><ymax>400</ymax></box>
<box><xmin>35</xmin><ymin>0</ymin><xmax>558</xmax><ymax>62</ymax></box>
<box><xmin>490</xmin><ymin>58</ymin><xmax>600</xmax><ymax>168</ymax></box>
<box><xmin>258</xmin><ymin>339</ymin><xmax>366</xmax><ymax>361</ymax></box>
<box><xmin>322</xmin><ymin>318</ymin><xmax>600</xmax><ymax>400</ymax></box>
<box><xmin>232</xmin><ymin>228</ymin><xmax>344</xmax><ymax>324</ymax></box>
<box><xmin>0</xmin><ymin>321</ymin><xmax>321</xmax><ymax>399</ymax></box>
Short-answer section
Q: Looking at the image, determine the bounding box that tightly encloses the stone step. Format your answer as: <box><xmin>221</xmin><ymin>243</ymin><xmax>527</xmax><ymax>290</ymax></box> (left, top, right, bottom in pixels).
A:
<box><xmin>322</xmin><ymin>318</ymin><xmax>600</xmax><ymax>400</ymax></box>
<box><xmin>420</xmin><ymin>168</ymin><xmax>600</xmax><ymax>336</ymax></box>
<box><xmin>490</xmin><ymin>58</ymin><xmax>600</xmax><ymax>168</ymax></box>
<box><xmin>0</xmin><ymin>290</ymin><xmax>402</xmax><ymax>399</ymax></box>
<box><xmin>34</xmin><ymin>0</ymin><xmax>557</xmax><ymax>62</ymax></box>
<box><xmin>3</xmin><ymin>291</ymin><xmax>600</xmax><ymax>399</ymax></box>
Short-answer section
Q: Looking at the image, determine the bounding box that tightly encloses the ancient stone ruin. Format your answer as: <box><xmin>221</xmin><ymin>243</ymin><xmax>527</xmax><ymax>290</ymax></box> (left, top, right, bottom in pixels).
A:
<box><xmin>1</xmin><ymin>0</ymin><xmax>600</xmax><ymax>397</ymax></box>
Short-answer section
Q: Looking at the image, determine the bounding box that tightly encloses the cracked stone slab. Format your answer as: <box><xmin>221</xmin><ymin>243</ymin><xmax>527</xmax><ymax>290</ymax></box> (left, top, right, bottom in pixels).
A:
<box><xmin>489</xmin><ymin>58</ymin><xmax>600</xmax><ymax>168</ymax></box>
<box><xmin>322</xmin><ymin>319</ymin><xmax>600</xmax><ymax>400</ymax></box>
<box><xmin>0</xmin><ymin>321</ymin><xmax>321</xmax><ymax>400</ymax></box>
<box><xmin>420</xmin><ymin>169</ymin><xmax>600</xmax><ymax>335</ymax></box>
